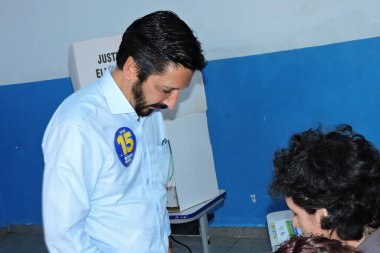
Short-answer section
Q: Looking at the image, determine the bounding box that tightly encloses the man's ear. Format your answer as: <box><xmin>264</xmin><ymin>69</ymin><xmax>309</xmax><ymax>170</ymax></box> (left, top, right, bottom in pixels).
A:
<box><xmin>317</xmin><ymin>208</ymin><xmax>328</xmax><ymax>219</ymax></box>
<box><xmin>122</xmin><ymin>56</ymin><xmax>138</xmax><ymax>81</ymax></box>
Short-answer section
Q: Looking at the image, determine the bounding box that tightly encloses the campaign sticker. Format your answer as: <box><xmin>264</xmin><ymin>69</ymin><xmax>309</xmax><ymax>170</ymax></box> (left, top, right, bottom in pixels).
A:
<box><xmin>114</xmin><ymin>127</ymin><xmax>136</xmax><ymax>167</ymax></box>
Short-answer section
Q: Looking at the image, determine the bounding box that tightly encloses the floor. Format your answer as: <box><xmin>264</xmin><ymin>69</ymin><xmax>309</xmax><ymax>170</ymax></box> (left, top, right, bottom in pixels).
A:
<box><xmin>171</xmin><ymin>234</ymin><xmax>272</xmax><ymax>253</ymax></box>
<box><xmin>0</xmin><ymin>231</ymin><xmax>272</xmax><ymax>253</ymax></box>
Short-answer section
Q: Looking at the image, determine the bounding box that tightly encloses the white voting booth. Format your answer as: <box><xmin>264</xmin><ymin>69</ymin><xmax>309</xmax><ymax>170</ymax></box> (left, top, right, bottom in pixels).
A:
<box><xmin>68</xmin><ymin>36</ymin><xmax>220</xmax><ymax>212</ymax></box>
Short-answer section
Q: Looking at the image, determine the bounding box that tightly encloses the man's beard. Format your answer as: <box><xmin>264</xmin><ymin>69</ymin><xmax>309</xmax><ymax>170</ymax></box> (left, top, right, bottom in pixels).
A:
<box><xmin>132</xmin><ymin>81</ymin><xmax>168</xmax><ymax>117</ymax></box>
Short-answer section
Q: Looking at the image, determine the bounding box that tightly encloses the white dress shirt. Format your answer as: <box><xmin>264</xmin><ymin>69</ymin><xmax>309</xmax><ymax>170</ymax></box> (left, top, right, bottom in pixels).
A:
<box><xmin>42</xmin><ymin>66</ymin><xmax>171</xmax><ymax>253</ymax></box>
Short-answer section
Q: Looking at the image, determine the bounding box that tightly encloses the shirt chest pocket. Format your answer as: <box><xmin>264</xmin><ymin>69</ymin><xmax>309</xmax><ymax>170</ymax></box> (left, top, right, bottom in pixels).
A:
<box><xmin>149</xmin><ymin>145</ymin><xmax>170</xmax><ymax>187</ymax></box>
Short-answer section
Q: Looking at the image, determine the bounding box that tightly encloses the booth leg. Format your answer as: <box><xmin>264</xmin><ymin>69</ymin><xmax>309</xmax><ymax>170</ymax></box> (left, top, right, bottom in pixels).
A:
<box><xmin>199</xmin><ymin>214</ymin><xmax>210</xmax><ymax>253</ymax></box>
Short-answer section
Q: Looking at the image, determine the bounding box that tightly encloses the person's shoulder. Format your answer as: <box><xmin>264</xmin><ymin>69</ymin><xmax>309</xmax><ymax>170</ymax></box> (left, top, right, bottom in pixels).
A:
<box><xmin>358</xmin><ymin>228</ymin><xmax>380</xmax><ymax>253</ymax></box>
<box><xmin>52</xmin><ymin>82</ymin><xmax>107</xmax><ymax>126</ymax></box>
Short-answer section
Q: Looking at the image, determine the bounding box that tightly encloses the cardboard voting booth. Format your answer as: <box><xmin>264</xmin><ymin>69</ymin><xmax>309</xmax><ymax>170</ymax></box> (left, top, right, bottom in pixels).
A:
<box><xmin>68</xmin><ymin>36</ymin><xmax>220</xmax><ymax>212</ymax></box>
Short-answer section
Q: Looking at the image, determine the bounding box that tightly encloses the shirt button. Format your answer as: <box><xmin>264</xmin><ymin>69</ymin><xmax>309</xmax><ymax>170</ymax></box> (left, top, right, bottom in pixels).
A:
<box><xmin>146</xmin><ymin>179</ymin><xmax>149</xmax><ymax>184</ymax></box>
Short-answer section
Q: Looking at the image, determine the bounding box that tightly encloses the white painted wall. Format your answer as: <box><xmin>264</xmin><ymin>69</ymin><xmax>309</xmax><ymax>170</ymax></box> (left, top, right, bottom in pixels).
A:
<box><xmin>1</xmin><ymin>0</ymin><xmax>380</xmax><ymax>85</ymax></box>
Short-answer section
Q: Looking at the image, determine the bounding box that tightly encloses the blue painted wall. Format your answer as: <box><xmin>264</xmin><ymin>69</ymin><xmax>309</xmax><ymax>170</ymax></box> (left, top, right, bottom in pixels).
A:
<box><xmin>0</xmin><ymin>79</ymin><xmax>73</xmax><ymax>225</ymax></box>
<box><xmin>1</xmin><ymin>36</ymin><xmax>380</xmax><ymax>227</ymax></box>
<box><xmin>204</xmin><ymin>36</ymin><xmax>380</xmax><ymax>226</ymax></box>
<box><xmin>0</xmin><ymin>193</ymin><xmax>6</xmax><ymax>228</ymax></box>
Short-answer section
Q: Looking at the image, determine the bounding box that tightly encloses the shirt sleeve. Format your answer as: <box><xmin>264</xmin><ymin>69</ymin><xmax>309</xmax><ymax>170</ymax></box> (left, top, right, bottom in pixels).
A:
<box><xmin>42</xmin><ymin>121</ymin><xmax>102</xmax><ymax>253</ymax></box>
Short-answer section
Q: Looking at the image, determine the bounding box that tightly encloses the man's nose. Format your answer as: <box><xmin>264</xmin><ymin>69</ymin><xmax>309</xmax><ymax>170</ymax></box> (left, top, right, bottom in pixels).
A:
<box><xmin>163</xmin><ymin>90</ymin><xmax>180</xmax><ymax>109</ymax></box>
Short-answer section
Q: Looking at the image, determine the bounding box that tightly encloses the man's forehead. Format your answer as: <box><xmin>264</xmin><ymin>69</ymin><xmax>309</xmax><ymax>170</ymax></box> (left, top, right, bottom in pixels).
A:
<box><xmin>146</xmin><ymin>68</ymin><xmax>193</xmax><ymax>88</ymax></box>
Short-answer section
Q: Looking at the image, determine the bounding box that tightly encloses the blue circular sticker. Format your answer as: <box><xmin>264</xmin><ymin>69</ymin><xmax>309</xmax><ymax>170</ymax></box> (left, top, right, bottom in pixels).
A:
<box><xmin>114</xmin><ymin>127</ymin><xmax>136</xmax><ymax>167</ymax></box>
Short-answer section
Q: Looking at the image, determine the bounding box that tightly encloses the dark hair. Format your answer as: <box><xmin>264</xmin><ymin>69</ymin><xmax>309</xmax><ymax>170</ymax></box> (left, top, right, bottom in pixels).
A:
<box><xmin>274</xmin><ymin>235</ymin><xmax>361</xmax><ymax>253</ymax></box>
<box><xmin>116</xmin><ymin>10</ymin><xmax>206</xmax><ymax>82</ymax></box>
<box><xmin>269</xmin><ymin>124</ymin><xmax>380</xmax><ymax>240</ymax></box>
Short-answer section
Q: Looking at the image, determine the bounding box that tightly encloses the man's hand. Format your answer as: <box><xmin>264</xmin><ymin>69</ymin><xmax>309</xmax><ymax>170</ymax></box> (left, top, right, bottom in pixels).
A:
<box><xmin>168</xmin><ymin>237</ymin><xmax>173</xmax><ymax>253</ymax></box>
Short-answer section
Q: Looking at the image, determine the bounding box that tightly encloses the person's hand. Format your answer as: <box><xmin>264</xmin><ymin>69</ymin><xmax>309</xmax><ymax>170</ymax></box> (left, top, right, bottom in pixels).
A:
<box><xmin>168</xmin><ymin>237</ymin><xmax>173</xmax><ymax>253</ymax></box>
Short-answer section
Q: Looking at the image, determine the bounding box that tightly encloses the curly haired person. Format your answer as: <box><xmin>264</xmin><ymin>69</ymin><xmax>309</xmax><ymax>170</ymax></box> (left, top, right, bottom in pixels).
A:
<box><xmin>269</xmin><ymin>124</ymin><xmax>380</xmax><ymax>253</ymax></box>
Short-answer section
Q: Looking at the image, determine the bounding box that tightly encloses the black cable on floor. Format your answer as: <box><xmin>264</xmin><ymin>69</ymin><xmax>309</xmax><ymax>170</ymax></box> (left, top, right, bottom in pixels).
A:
<box><xmin>169</xmin><ymin>235</ymin><xmax>192</xmax><ymax>253</ymax></box>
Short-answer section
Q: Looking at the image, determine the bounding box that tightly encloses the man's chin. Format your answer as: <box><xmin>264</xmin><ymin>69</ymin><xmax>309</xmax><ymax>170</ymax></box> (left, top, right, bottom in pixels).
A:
<box><xmin>136</xmin><ymin>108</ymin><xmax>155</xmax><ymax>117</ymax></box>
<box><xmin>136</xmin><ymin>104</ymin><xmax>167</xmax><ymax>117</ymax></box>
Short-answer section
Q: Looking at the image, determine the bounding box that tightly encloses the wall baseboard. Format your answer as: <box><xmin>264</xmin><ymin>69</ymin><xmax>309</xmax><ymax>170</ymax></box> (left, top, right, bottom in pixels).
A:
<box><xmin>209</xmin><ymin>227</ymin><xmax>268</xmax><ymax>238</ymax></box>
<box><xmin>0</xmin><ymin>225</ymin><xmax>268</xmax><ymax>238</ymax></box>
<box><xmin>8</xmin><ymin>225</ymin><xmax>43</xmax><ymax>234</ymax></box>
<box><xmin>0</xmin><ymin>226</ymin><xmax>9</xmax><ymax>238</ymax></box>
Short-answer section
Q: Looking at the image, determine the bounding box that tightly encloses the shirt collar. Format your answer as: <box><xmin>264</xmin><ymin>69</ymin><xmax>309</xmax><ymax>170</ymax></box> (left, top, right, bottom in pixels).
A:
<box><xmin>99</xmin><ymin>65</ymin><xmax>138</xmax><ymax>119</ymax></box>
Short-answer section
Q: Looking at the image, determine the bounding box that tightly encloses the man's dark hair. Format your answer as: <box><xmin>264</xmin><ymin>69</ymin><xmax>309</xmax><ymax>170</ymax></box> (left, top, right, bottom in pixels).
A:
<box><xmin>269</xmin><ymin>124</ymin><xmax>380</xmax><ymax>241</ymax></box>
<box><xmin>274</xmin><ymin>235</ymin><xmax>361</xmax><ymax>253</ymax></box>
<box><xmin>116</xmin><ymin>10</ymin><xmax>206</xmax><ymax>82</ymax></box>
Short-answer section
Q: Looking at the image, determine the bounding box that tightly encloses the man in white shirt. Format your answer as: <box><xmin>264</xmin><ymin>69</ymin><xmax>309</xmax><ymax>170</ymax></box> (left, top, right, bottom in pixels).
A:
<box><xmin>42</xmin><ymin>11</ymin><xmax>206</xmax><ymax>253</ymax></box>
